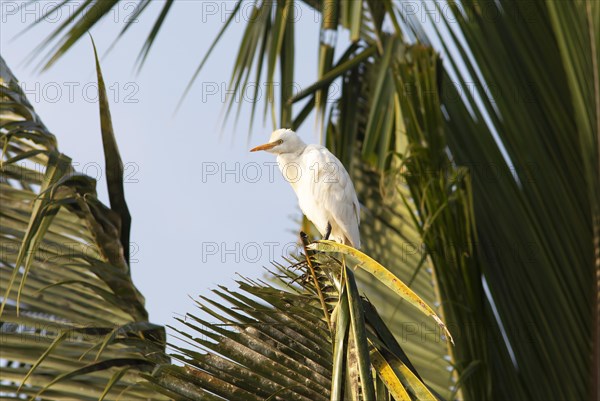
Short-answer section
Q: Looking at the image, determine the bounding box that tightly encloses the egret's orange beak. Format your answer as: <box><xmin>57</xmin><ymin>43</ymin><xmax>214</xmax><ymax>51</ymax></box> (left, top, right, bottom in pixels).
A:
<box><xmin>250</xmin><ymin>142</ymin><xmax>278</xmax><ymax>152</ymax></box>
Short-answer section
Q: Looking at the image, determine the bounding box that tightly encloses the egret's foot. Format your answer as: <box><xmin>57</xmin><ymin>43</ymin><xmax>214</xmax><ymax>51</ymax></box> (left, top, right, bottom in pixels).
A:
<box><xmin>300</xmin><ymin>231</ymin><xmax>312</xmax><ymax>244</ymax></box>
<box><xmin>290</xmin><ymin>271</ymin><xmax>311</xmax><ymax>285</ymax></box>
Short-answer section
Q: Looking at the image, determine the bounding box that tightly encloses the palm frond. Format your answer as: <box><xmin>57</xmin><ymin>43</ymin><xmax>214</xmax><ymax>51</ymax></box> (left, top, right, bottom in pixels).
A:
<box><xmin>143</xmin><ymin>253</ymin><xmax>444</xmax><ymax>401</ymax></box>
<box><xmin>400</xmin><ymin>0</ymin><xmax>599</xmax><ymax>399</ymax></box>
<box><xmin>0</xmin><ymin>55</ymin><xmax>168</xmax><ymax>400</ymax></box>
<box><xmin>22</xmin><ymin>0</ymin><xmax>175</xmax><ymax>71</ymax></box>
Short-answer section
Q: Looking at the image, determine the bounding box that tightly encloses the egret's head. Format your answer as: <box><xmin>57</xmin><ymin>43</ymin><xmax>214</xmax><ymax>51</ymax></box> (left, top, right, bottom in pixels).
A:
<box><xmin>250</xmin><ymin>128</ymin><xmax>306</xmax><ymax>155</ymax></box>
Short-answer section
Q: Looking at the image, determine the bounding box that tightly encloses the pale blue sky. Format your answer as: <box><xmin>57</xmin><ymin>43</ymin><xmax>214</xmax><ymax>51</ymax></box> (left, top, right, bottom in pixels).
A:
<box><xmin>0</xmin><ymin>1</ymin><xmax>348</xmax><ymax>333</ymax></box>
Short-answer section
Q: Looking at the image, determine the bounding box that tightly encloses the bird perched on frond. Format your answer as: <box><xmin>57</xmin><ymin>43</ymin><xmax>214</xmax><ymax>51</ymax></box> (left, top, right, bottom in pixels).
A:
<box><xmin>250</xmin><ymin>128</ymin><xmax>360</xmax><ymax>248</ymax></box>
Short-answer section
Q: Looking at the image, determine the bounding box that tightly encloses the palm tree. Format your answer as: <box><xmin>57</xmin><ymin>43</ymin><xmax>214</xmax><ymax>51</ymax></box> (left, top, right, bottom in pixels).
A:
<box><xmin>1</xmin><ymin>0</ymin><xmax>598</xmax><ymax>400</ymax></box>
<box><xmin>1</xmin><ymin>51</ymin><xmax>449</xmax><ymax>400</ymax></box>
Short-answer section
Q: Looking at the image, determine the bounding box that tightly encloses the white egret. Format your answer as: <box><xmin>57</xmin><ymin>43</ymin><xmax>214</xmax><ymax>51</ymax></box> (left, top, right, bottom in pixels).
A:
<box><xmin>250</xmin><ymin>128</ymin><xmax>361</xmax><ymax>248</ymax></box>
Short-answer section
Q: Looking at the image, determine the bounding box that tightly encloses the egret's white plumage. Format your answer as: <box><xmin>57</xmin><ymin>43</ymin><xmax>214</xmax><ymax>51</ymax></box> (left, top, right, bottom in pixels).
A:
<box><xmin>250</xmin><ymin>128</ymin><xmax>360</xmax><ymax>248</ymax></box>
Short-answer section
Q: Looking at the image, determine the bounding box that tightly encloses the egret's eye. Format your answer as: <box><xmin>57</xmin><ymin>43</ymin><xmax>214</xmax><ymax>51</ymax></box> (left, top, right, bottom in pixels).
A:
<box><xmin>278</xmin><ymin>139</ymin><xmax>284</xmax><ymax>145</ymax></box>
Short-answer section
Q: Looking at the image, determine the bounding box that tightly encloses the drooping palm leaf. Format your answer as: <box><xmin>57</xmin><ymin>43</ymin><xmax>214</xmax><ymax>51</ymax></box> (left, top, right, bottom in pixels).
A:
<box><xmin>0</xmin><ymin>55</ymin><xmax>168</xmax><ymax>400</ymax></box>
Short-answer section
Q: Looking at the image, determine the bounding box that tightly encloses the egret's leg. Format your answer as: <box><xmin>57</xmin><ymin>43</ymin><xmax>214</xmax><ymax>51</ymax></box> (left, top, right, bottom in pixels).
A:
<box><xmin>324</xmin><ymin>223</ymin><xmax>332</xmax><ymax>240</ymax></box>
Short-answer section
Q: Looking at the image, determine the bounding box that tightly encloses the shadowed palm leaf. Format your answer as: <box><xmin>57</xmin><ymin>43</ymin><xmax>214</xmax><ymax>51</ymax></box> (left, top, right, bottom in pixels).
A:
<box><xmin>0</xmin><ymin>56</ymin><xmax>167</xmax><ymax>400</ymax></box>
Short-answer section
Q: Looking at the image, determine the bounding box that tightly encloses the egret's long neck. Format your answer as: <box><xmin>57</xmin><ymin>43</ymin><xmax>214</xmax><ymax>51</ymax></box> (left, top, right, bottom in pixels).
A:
<box><xmin>275</xmin><ymin>138</ymin><xmax>307</xmax><ymax>180</ymax></box>
<box><xmin>276</xmin><ymin>151</ymin><xmax>299</xmax><ymax>167</ymax></box>
<box><xmin>276</xmin><ymin>145</ymin><xmax>307</xmax><ymax>182</ymax></box>
<box><xmin>277</xmin><ymin>140</ymin><xmax>306</xmax><ymax>160</ymax></box>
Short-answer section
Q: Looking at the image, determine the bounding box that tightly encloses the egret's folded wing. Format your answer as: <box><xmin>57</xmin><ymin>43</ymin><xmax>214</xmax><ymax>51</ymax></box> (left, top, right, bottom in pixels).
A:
<box><xmin>303</xmin><ymin>145</ymin><xmax>361</xmax><ymax>247</ymax></box>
